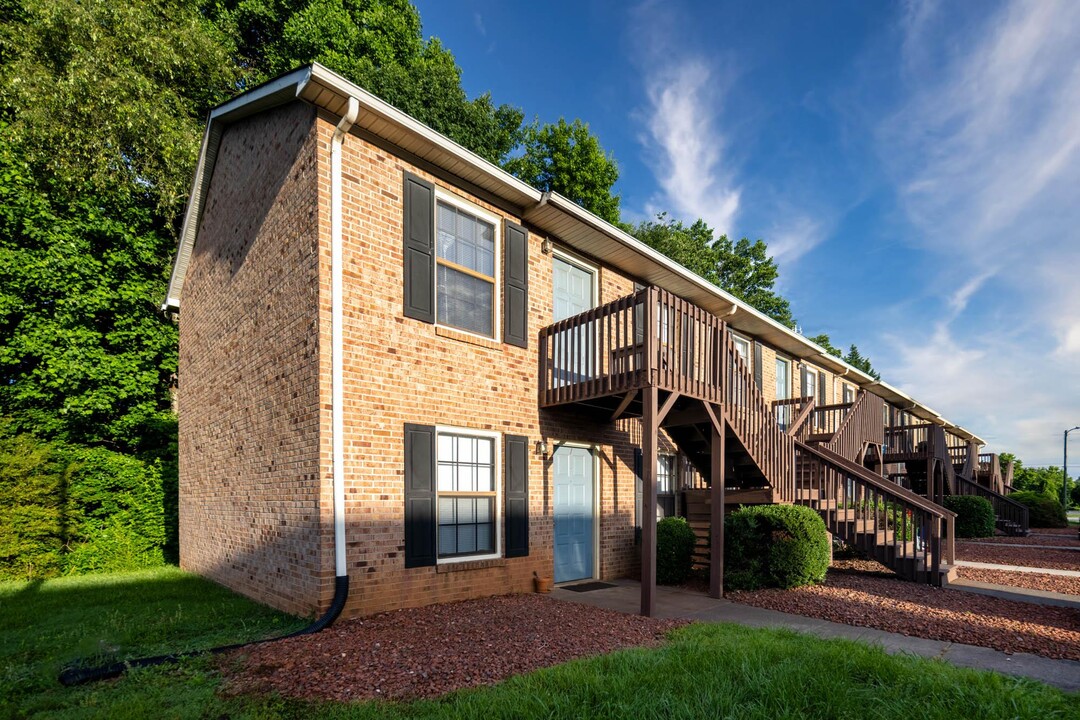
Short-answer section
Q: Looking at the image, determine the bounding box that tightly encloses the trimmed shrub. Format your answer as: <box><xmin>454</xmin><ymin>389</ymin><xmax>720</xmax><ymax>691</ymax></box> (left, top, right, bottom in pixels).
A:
<box><xmin>1009</xmin><ymin>491</ymin><xmax>1068</xmax><ymax>528</ymax></box>
<box><xmin>724</xmin><ymin>505</ymin><xmax>830</xmax><ymax>591</ymax></box>
<box><xmin>0</xmin><ymin>424</ymin><xmax>166</xmax><ymax>580</ymax></box>
<box><xmin>0</xmin><ymin>430</ymin><xmax>67</xmax><ymax>578</ymax></box>
<box><xmin>656</xmin><ymin>516</ymin><xmax>696</xmax><ymax>585</ymax></box>
<box><xmin>942</xmin><ymin>495</ymin><xmax>996</xmax><ymax>538</ymax></box>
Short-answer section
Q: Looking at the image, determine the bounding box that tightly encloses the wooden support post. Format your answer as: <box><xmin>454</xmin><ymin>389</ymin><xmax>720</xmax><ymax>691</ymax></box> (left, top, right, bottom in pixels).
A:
<box><xmin>641</xmin><ymin>385</ymin><xmax>658</xmax><ymax>618</ymax></box>
<box><xmin>709</xmin><ymin>410</ymin><xmax>725</xmax><ymax>598</ymax></box>
<box><xmin>927</xmin><ymin>458</ymin><xmax>935</xmax><ymax>504</ymax></box>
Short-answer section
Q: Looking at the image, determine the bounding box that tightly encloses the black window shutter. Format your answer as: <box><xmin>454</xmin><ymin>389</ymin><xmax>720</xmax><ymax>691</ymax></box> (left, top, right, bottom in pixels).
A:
<box><xmin>504</xmin><ymin>435</ymin><xmax>529</xmax><ymax>557</ymax></box>
<box><xmin>633</xmin><ymin>448</ymin><xmax>643</xmax><ymax>543</ymax></box>
<box><xmin>818</xmin><ymin>371</ymin><xmax>826</xmax><ymax>406</ymax></box>
<box><xmin>402</xmin><ymin>172</ymin><xmax>435</xmax><ymax>323</ymax></box>
<box><xmin>404</xmin><ymin>423</ymin><xmax>437</xmax><ymax>567</ymax></box>
<box><xmin>503</xmin><ymin>220</ymin><xmax>529</xmax><ymax>348</ymax></box>
<box><xmin>752</xmin><ymin>342</ymin><xmax>763</xmax><ymax>390</ymax></box>
<box><xmin>800</xmin><ymin>364</ymin><xmax>810</xmax><ymax>398</ymax></box>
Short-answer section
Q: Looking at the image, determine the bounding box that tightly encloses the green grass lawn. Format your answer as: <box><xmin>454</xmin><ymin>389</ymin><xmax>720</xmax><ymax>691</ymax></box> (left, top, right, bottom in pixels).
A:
<box><xmin>2</xmin><ymin>569</ymin><xmax>1078</xmax><ymax>720</ymax></box>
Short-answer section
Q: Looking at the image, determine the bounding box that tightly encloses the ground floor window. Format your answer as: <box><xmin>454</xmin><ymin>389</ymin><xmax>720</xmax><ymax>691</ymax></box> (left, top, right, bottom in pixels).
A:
<box><xmin>436</xmin><ymin>432</ymin><xmax>497</xmax><ymax>558</ymax></box>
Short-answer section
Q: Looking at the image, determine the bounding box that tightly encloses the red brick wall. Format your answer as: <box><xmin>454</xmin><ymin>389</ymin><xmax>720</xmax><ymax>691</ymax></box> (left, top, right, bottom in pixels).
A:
<box><xmin>178</xmin><ymin>102</ymin><xmax>327</xmax><ymax>617</ymax></box>
<box><xmin>181</xmin><ymin>101</ymin><xmax>682</xmax><ymax>619</ymax></box>
<box><xmin>320</xmin><ymin>113</ymin><xmax>661</xmax><ymax>617</ymax></box>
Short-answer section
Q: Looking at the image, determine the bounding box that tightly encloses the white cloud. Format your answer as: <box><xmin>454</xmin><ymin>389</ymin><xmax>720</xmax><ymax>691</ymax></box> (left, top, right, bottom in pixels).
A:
<box><xmin>872</xmin><ymin>0</ymin><xmax>1080</xmax><ymax>465</ymax></box>
<box><xmin>629</xmin><ymin>2</ymin><xmax>741</xmax><ymax>234</ymax></box>
<box><xmin>765</xmin><ymin>215</ymin><xmax>825</xmax><ymax>268</ymax></box>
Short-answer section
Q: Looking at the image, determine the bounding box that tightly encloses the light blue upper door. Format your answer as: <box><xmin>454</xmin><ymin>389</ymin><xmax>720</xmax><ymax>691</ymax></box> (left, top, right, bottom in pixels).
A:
<box><xmin>552</xmin><ymin>256</ymin><xmax>596</xmax><ymax>386</ymax></box>
<box><xmin>553</xmin><ymin>444</ymin><xmax>594</xmax><ymax>583</ymax></box>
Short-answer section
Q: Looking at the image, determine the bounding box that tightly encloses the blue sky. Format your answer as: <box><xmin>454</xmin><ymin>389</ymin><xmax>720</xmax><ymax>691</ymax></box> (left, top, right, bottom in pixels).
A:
<box><xmin>413</xmin><ymin>0</ymin><xmax>1080</xmax><ymax>469</ymax></box>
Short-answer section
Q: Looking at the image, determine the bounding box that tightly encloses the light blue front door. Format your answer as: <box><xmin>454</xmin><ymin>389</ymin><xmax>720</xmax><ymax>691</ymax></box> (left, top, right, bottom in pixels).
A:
<box><xmin>553</xmin><ymin>445</ymin><xmax>594</xmax><ymax>583</ymax></box>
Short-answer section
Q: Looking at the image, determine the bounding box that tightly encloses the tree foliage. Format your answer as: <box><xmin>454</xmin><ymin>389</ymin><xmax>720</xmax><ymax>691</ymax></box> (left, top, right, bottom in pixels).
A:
<box><xmin>630</xmin><ymin>214</ymin><xmax>795</xmax><ymax>328</ymax></box>
<box><xmin>808</xmin><ymin>334</ymin><xmax>842</xmax><ymax>358</ymax></box>
<box><xmin>843</xmin><ymin>344</ymin><xmax>880</xmax><ymax>380</ymax></box>
<box><xmin>214</xmin><ymin>0</ymin><xmax>524</xmax><ymax>165</ymax></box>
<box><xmin>0</xmin><ymin>133</ymin><xmax>178</xmax><ymax>452</ymax></box>
<box><xmin>0</xmin><ymin>0</ymin><xmax>242</xmax><ymax>220</ymax></box>
<box><xmin>504</xmin><ymin>118</ymin><xmax>621</xmax><ymax>223</ymax></box>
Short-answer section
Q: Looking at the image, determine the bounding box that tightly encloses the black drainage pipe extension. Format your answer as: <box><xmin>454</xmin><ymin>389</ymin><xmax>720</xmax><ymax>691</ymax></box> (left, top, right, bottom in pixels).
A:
<box><xmin>58</xmin><ymin>575</ymin><xmax>349</xmax><ymax>687</ymax></box>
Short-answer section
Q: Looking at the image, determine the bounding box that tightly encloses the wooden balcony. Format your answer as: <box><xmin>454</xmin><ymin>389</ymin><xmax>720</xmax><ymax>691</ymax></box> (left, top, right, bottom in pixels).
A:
<box><xmin>538</xmin><ymin>286</ymin><xmax>725</xmax><ymax>414</ymax></box>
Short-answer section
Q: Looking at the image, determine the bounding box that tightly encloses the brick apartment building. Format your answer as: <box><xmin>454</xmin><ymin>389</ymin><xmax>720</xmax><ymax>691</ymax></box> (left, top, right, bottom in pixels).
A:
<box><xmin>164</xmin><ymin>64</ymin><xmax>1018</xmax><ymax>620</ymax></box>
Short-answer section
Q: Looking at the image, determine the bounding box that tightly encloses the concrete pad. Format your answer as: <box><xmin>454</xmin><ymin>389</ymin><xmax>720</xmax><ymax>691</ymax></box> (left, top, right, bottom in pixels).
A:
<box><xmin>550</xmin><ymin>581</ymin><xmax>1080</xmax><ymax>692</ymax></box>
<box><xmin>946</xmin><ymin>578</ymin><xmax>1080</xmax><ymax>609</ymax></box>
<box><xmin>963</xmin><ymin>541</ymin><xmax>1080</xmax><ymax>552</ymax></box>
<box><xmin>956</xmin><ymin>560</ymin><xmax>1080</xmax><ymax>577</ymax></box>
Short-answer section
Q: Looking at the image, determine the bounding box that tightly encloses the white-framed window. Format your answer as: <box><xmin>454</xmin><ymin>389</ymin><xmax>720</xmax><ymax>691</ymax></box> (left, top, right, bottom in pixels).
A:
<box><xmin>657</xmin><ymin>454</ymin><xmax>676</xmax><ymax>494</ymax></box>
<box><xmin>435</xmin><ymin>191</ymin><xmax>500</xmax><ymax>339</ymax></box>
<box><xmin>732</xmin><ymin>335</ymin><xmax>751</xmax><ymax>368</ymax></box>
<box><xmin>776</xmin><ymin>357</ymin><xmax>791</xmax><ymax>400</ymax></box>
<box><xmin>803</xmin><ymin>365</ymin><xmax>816</xmax><ymax>400</ymax></box>
<box><xmin>436</xmin><ymin>427</ymin><xmax>500</xmax><ymax>561</ymax></box>
<box><xmin>843</xmin><ymin>383</ymin><xmax>855</xmax><ymax>404</ymax></box>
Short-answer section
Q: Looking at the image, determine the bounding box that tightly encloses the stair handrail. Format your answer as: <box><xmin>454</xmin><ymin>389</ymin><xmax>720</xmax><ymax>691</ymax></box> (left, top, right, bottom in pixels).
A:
<box><xmin>822</xmin><ymin>390</ymin><xmax>886</xmax><ymax>462</ymax></box>
<box><xmin>797</xmin><ymin>441</ymin><xmax>956</xmax><ymax>571</ymax></box>
<box><xmin>721</xmin><ymin>327</ymin><xmax>796</xmax><ymax>502</ymax></box>
<box><xmin>773</xmin><ymin>396</ymin><xmax>816</xmax><ymax>439</ymax></box>
<box><xmin>953</xmin><ymin>472</ymin><xmax>1029</xmax><ymax>534</ymax></box>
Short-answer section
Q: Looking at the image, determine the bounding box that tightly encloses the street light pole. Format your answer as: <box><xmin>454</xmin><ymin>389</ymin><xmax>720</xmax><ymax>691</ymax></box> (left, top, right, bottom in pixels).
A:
<box><xmin>1065</xmin><ymin>426</ymin><xmax>1080</xmax><ymax>509</ymax></box>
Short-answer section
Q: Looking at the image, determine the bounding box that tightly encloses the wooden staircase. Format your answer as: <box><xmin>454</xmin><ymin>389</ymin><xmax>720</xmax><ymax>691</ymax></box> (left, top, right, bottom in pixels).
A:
<box><xmin>795</xmin><ymin>443</ymin><xmax>957</xmax><ymax>585</ymax></box>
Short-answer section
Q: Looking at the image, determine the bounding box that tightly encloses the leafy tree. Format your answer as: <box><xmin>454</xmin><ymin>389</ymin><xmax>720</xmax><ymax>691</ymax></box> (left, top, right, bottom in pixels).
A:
<box><xmin>504</xmin><ymin>118</ymin><xmax>620</xmax><ymax>223</ymax></box>
<box><xmin>0</xmin><ymin>0</ymin><xmax>242</xmax><ymax>220</ymax></box>
<box><xmin>215</xmin><ymin>0</ymin><xmax>524</xmax><ymax>165</ymax></box>
<box><xmin>630</xmin><ymin>214</ymin><xmax>795</xmax><ymax>328</ymax></box>
<box><xmin>843</xmin><ymin>344</ymin><xmax>880</xmax><ymax>380</ymax></box>
<box><xmin>0</xmin><ymin>133</ymin><xmax>177</xmax><ymax>453</ymax></box>
<box><xmin>1011</xmin><ymin>464</ymin><xmax>1065</xmax><ymax>500</ymax></box>
<box><xmin>808</xmin><ymin>334</ymin><xmax>843</xmax><ymax>358</ymax></box>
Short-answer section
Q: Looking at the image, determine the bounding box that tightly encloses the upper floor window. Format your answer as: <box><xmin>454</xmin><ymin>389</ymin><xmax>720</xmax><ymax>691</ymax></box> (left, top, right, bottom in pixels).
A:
<box><xmin>436</xmin><ymin>199</ymin><xmax>498</xmax><ymax>337</ymax></box>
<box><xmin>732</xmin><ymin>335</ymin><xmax>751</xmax><ymax>366</ymax></box>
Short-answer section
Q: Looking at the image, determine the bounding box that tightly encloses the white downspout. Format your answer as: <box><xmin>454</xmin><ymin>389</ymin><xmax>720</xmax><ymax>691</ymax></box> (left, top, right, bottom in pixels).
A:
<box><xmin>332</xmin><ymin>97</ymin><xmax>360</xmax><ymax>578</ymax></box>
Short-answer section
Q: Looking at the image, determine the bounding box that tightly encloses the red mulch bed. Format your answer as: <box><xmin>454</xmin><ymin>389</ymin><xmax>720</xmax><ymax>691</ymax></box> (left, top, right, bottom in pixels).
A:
<box><xmin>956</xmin><ymin>542</ymin><xmax>1080</xmax><ymax>571</ymax></box>
<box><xmin>956</xmin><ymin>567</ymin><xmax>1080</xmax><ymax>597</ymax></box>
<box><xmin>729</xmin><ymin>569</ymin><xmax>1080</xmax><ymax>661</ymax></box>
<box><xmin>221</xmin><ymin>594</ymin><xmax>685</xmax><ymax>703</ymax></box>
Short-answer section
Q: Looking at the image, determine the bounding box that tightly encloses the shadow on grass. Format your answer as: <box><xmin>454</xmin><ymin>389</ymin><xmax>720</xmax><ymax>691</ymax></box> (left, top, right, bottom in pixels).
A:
<box><xmin>0</xmin><ymin>566</ymin><xmax>305</xmax><ymax>718</ymax></box>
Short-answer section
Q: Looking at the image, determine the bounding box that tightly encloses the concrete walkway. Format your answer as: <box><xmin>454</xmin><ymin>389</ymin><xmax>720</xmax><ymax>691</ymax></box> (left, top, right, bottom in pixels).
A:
<box><xmin>552</xmin><ymin>579</ymin><xmax>1080</xmax><ymax>692</ymax></box>
<box><xmin>963</xmin><ymin>541</ymin><xmax>1080</xmax><ymax>551</ymax></box>
<box><xmin>955</xmin><ymin>560</ymin><xmax>1080</xmax><ymax>577</ymax></box>
<box><xmin>946</xmin><ymin>578</ymin><xmax>1080</xmax><ymax>610</ymax></box>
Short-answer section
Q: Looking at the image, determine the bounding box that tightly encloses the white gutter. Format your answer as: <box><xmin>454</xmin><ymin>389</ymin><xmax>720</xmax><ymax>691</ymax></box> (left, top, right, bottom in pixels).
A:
<box><xmin>331</xmin><ymin>96</ymin><xmax>360</xmax><ymax>577</ymax></box>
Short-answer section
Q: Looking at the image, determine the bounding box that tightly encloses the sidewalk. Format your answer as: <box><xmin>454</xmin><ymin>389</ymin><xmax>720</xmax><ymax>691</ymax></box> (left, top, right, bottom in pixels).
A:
<box><xmin>551</xmin><ymin>579</ymin><xmax>1080</xmax><ymax>693</ymax></box>
<box><xmin>955</xmin><ymin>560</ymin><xmax>1080</xmax><ymax>577</ymax></box>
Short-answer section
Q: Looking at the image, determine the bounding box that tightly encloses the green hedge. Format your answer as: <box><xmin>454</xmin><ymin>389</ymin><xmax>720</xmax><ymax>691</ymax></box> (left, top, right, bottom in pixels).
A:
<box><xmin>656</xmin><ymin>516</ymin><xmax>696</xmax><ymax>585</ymax></box>
<box><xmin>0</xmin><ymin>427</ymin><xmax>166</xmax><ymax>580</ymax></box>
<box><xmin>724</xmin><ymin>505</ymin><xmax>830</xmax><ymax>591</ymax></box>
<box><xmin>942</xmin><ymin>495</ymin><xmax>996</xmax><ymax>538</ymax></box>
<box><xmin>1009</xmin><ymin>491</ymin><xmax>1068</xmax><ymax>528</ymax></box>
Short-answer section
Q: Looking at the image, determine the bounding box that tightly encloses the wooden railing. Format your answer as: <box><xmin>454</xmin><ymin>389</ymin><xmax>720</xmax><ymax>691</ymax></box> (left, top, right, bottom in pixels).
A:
<box><xmin>538</xmin><ymin>287</ymin><xmax>726</xmax><ymax>407</ymax></box>
<box><xmin>721</xmin><ymin>327</ymin><xmax>796</xmax><ymax>502</ymax></box>
<box><xmin>822</xmin><ymin>390</ymin><xmax>885</xmax><ymax>462</ymax></box>
<box><xmin>796</xmin><ymin>442</ymin><xmax>956</xmax><ymax>584</ymax></box>
<box><xmin>808</xmin><ymin>402</ymin><xmax>851</xmax><ymax>439</ymax></box>
<box><xmin>953</xmin><ymin>473</ymin><xmax>1029</xmax><ymax>535</ymax></box>
<box><xmin>884</xmin><ymin>423</ymin><xmax>955</xmax><ymax>498</ymax></box>
<box><xmin>976</xmin><ymin>453</ymin><xmax>1005</xmax><ymax>494</ymax></box>
<box><xmin>773</xmin><ymin>396</ymin><xmax>814</xmax><ymax>439</ymax></box>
